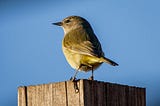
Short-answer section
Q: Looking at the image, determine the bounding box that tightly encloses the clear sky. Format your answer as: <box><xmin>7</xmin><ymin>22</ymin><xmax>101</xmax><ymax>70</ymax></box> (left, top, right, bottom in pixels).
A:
<box><xmin>0</xmin><ymin>0</ymin><xmax>160</xmax><ymax>106</ymax></box>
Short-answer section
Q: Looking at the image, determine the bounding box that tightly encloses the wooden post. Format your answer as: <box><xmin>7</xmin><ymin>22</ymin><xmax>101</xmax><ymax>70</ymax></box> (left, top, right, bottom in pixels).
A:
<box><xmin>18</xmin><ymin>79</ymin><xmax>146</xmax><ymax>106</ymax></box>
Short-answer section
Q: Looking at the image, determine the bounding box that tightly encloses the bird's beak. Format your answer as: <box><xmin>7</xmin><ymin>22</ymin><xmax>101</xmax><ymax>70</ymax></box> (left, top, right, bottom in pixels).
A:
<box><xmin>52</xmin><ymin>22</ymin><xmax>62</xmax><ymax>26</ymax></box>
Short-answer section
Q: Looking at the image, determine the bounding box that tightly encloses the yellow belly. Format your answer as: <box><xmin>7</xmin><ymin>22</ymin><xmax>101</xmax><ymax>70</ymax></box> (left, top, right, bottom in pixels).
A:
<box><xmin>62</xmin><ymin>47</ymin><xmax>102</xmax><ymax>72</ymax></box>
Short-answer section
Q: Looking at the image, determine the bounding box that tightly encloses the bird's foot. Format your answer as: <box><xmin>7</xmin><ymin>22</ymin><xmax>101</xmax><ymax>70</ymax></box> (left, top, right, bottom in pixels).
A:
<box><xmin>73</xmin><ymin>81</ymin><xmax>79</xmax><ymax>93</ymax></box>
<box><xmin>88</xmin><ymin>76</ymin><xmax>94</xmax><ymax>80</ymax></box>
<box><xmin>70</xmin><ymin>77</ymin><xmax>79</xmax><ymax>93</ymax></box>
<box><xmin>70</xmin><ymin>77</ymin><xmax>76</xmax><ymax>82</ymax></box>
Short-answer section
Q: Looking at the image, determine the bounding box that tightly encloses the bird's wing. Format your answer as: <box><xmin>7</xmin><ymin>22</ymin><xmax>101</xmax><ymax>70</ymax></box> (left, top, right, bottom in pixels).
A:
<box><xmin>62</xmin><ymin>28</ymin><xmax>104</xmax><ymax>57</ymax></box>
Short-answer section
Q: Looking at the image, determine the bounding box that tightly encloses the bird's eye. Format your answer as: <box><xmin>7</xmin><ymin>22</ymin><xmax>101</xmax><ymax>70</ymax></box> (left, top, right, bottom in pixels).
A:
<box><xmin>65</xmin><ymin>20</ymin><xmax>70</xmax><ymax>23</ymax></box>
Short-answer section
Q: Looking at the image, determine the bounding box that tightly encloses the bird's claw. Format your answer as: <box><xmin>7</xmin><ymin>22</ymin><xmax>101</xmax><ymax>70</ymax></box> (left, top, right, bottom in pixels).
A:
<box><xmin>70</xmin><ymin>77</ymin><xmax>76</xmax><ymax>82</ymax></box>
<box><xmin>88</xmin><ymin>76</ymin><xmax>94</xmax><ymax>80</ymax></box>
<box><xmin>70</xmin><ymin>77</ymin><xmax>79</xmax><ymax>93</ymax></box>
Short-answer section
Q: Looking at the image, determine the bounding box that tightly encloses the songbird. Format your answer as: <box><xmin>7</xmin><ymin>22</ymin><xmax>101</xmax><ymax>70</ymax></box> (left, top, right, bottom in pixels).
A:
<box><xmin>53</xmin><ymin>16</ymin><xmax>118</xmax><ymax>80</ymax></box>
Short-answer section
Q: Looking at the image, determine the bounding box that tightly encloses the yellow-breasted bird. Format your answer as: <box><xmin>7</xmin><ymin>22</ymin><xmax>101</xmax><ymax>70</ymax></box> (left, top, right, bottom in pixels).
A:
<box><xmin>53</xmin><ymin>16</ymin><xmax>118</xmax><ymax>80</ymax></box>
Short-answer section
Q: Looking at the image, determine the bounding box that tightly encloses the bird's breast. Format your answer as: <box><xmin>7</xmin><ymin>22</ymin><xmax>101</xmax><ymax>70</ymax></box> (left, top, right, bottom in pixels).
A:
<box><xmin>62</xmin><ymin>46</ymin><xmax>102</xmax><ymax>72</ymax></box>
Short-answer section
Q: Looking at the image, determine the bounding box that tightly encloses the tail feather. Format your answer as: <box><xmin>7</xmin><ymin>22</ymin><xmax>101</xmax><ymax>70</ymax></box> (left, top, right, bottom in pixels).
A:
<box><xmin>101</xmin><ymin>57</ymin><xmax>118</xmax><ymax>66</ymax></box>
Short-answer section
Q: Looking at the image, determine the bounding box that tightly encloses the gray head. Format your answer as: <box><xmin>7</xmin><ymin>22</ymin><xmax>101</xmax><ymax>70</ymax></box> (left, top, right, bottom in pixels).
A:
<box><xmin>53</xmin><ymin>16</ymin><xmax>93</xmax><ymax>34</ymax></box>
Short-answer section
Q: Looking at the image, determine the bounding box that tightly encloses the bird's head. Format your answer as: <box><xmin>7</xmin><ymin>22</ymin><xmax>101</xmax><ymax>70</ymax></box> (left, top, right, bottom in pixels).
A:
<box><xmin>53</xmin><ymin>16</ymin><xmax>92</xmax><ymax>34</ymax></box>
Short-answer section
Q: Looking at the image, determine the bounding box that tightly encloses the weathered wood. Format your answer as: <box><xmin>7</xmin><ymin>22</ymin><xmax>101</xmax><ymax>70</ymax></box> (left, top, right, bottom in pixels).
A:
<box><xmin>18</xmin><ymin>87</ymin><xmax>27</xmax><ymax>106</ymax></box>
<box><xmin>18</xmin><ymin>79</ymin><xmax>146</xmax><ymax>106</ymax></box>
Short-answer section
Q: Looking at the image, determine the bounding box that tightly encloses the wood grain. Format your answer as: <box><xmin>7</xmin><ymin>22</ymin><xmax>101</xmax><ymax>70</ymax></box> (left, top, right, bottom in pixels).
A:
<box><xmin>18</xmin><ymin>79</ymin><xmax>146</xmax><ymax>106</ymax></box>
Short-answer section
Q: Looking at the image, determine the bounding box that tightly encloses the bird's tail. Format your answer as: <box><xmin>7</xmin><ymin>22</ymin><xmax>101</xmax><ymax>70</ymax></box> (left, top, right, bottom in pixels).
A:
<box><xmin>100</xmin><ymin>57</ymin><xmax>118</xmax><ymax>66</ymax></box>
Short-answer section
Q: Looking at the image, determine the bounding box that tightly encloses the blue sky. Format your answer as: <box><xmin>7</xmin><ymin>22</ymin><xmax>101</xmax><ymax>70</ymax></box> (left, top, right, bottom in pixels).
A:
<box><xmin>0</xmin><ymin>0</ymin><xmax>160</xmax><ymax>105</ymax></box>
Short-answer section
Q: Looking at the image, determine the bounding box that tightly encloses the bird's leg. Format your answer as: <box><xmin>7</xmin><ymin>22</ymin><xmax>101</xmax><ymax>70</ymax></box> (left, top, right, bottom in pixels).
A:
<box><xmin>90</xmin><ymin>69</ymin><xmax>94</xmax><ymax>80</ymax></box>
<box><xmin>73</xmin><ymin>78</ymin><xmax>79</xmax><ymax>93</ymax></box>
<box><xmin>89</xmin><ymin>67</ymin><xmax>94</xmax><ymax>80</ymax></box>
<box><xmin>70</xmin><ymin>66</ymin><xmax>81</xmax><ymax>93</ymax></box>
<box><xmin>70</xmin><ymin>66</ymin><xmax>81</xmax><ymax>81</ymax></box>
<box><xmin>70</xmin><ymin>70</ymin><xmax>79</xmax><ymax>81</ymax></box>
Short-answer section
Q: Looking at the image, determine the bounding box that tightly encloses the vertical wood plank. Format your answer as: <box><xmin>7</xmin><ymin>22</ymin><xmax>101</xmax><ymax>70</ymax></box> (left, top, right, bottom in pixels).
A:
<box><xmin>51</xmin><ymin>81</ymin><xmax>67</xmax><ymax>106</ymax></box>
<box><xmin>140</xmin><ymin>88</ymin><xmax>146</xmax><ymax>106</ymax></box>
<box><xmin>92</xmin><ymin>80</ymin><xmax>105</xmax><ymax>106</ymax></box>
<box><xmin>27</xmin><ymin>85</ymin><xmax>36</xmax><ymax>106</ymax></box>
<box><xmin>66</xmin><ymin>80</ymin><xmax>80</xmax><ymax>106</ymax></box>
<box><xmin>18</xmin><ymin>86</ymin><xmax>27</xmax><ymax>106</ymax></box>
<box><xmin>96</xmin><ymin>81</ymin><xmax>106</xmax><ymax>106</ymax></box>
<box><xmin>83</xmin><ymin>80</ymin><xmax>94</xmax><ymax>106</ymax></box>
<box><xmin>79</xmin><ymin>80</ymin><xmax>84</xmax><ymax>106</ymax></box>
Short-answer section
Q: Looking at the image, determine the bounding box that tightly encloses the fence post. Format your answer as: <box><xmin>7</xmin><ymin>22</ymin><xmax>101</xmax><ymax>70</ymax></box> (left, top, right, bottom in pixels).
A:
<box><xmin>18</xmin><ymin>79</ymin><xmax>146</xmax><ymax>106</ymax></box>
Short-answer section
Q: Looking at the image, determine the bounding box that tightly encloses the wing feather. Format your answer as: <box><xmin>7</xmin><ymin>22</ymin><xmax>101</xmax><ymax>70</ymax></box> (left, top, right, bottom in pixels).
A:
<box><xmin>62</xmin><ymin>28</ymin><xmax>104</xmax><ymax>57</ymax></box>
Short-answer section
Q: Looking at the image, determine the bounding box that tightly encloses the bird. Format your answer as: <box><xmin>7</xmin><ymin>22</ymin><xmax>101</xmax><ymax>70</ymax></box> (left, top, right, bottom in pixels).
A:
<box><xmin>53</xmin><ymin>16</ymin><xmax>118</xmax><ymax>81</ymax></box>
